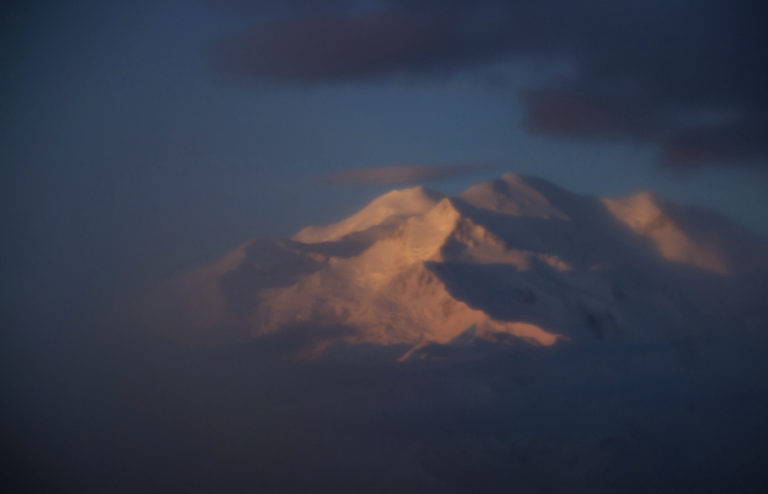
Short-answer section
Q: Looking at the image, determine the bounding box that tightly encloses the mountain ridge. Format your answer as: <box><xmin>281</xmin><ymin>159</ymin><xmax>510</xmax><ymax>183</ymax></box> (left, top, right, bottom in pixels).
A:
<box><xmin>136</xmin><ymin>174</ymin><xmax>768</xmax><ymax>355</ymax></box>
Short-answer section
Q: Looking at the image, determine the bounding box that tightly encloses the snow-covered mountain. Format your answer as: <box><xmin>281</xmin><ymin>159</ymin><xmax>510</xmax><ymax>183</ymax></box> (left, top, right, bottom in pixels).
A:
<box><xmin>141</xmin><ymin>174</ymin><xmax>768</xmax><ymax>354</ymax></box>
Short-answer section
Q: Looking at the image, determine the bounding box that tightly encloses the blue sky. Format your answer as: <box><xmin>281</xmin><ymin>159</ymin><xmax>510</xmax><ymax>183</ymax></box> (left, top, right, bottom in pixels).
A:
<box><xmin>3</xmin><ymin>0</ymin><xmax>767</xmax><ymax>311</ymax></box>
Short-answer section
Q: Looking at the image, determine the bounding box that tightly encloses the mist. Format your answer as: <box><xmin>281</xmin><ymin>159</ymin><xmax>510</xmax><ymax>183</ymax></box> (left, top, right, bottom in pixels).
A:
<box><xmin>7</xmin><ymin>310</ymin><xmax>768</xmax><ymax>492</ymax></box>
<box><xmin>4</xmin><ymin>1</ymin><xmax>768</xmax><ymax>492</ymax></box>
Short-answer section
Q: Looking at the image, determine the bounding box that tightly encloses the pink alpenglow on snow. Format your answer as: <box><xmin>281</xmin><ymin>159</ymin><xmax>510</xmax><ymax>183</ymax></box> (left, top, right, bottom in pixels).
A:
<box><xmin>138</xmin><ymin>174</ymin><xmax>768</xmax><ymax>356</ymax></box>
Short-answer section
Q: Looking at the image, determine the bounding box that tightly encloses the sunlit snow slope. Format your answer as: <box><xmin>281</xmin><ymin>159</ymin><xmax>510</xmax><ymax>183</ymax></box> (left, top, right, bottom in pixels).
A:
<box><xmin>140</xmin><ymin>174</ymin><xmax>768</xmax><ymax>352</ymax></box>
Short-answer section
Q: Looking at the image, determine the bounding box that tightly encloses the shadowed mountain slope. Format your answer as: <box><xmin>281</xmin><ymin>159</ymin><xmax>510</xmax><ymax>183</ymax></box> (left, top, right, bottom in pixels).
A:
<box><xmin>138</xmin><ymin>174</ymin><xmax>768</xmax><ymax>353</ymax></box>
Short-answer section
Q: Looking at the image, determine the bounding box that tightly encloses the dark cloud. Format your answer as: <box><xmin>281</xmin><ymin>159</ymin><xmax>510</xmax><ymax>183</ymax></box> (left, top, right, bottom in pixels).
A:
<box><xmin>522</xmin><ymin>89</ymin><xmax>655</xmax><ymax>141</ymax></box>
<box><xmin>659</xmin><ymin>119</ymin><xmax>768</xmax><ymax>168</ymax></box>
<box><xmin>319</xmin><ymin>162</ymin><xmax>493</xmax><ymax>185</ymax></box>
<box><xmin>212</xmin><ymin>0</ymin><xmax>768</xmax><ymax>170</ymax></box>
<box><xmin>213</xmin><ymin>5</ymin><xmax>510</xmax><ymax>82</ymax></box>
<box><xmin>203</xmin><ymin>0</ymin><xmax>356</xmax><ymax>17</ymax></box>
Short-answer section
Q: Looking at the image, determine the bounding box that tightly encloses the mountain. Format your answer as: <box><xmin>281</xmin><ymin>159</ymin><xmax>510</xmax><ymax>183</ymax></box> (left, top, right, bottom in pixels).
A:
<box><xmin>294</xmin><ymin>186</ymin><xmax>444</xmax><ymax>244</ymax></box>
<box><xmin>139</xmin><ymin>174</ymin><xmax>768</xmax><ymax>354</ymax></box>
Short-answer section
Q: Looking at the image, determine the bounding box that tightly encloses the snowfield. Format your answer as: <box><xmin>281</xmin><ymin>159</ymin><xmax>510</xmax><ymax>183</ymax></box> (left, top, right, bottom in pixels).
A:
<box><xmin>139</xmin><ymin>173</ymin><xmax>768</xmax><ymax>356</ymax></box>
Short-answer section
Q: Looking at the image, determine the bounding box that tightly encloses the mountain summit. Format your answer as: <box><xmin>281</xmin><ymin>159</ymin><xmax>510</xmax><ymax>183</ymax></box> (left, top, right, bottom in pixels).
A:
<box><xmin>141</xmin><ymin>174</ymin><xmax>768</xmax><ymax>354</ymax></box>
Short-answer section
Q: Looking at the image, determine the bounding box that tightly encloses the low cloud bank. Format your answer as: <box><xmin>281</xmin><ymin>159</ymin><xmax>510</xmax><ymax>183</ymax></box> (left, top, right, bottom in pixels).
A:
<box><xmin>7</xmin><ymin>312</ymin><xmax>768</xmax><ymax>493</ymax></box>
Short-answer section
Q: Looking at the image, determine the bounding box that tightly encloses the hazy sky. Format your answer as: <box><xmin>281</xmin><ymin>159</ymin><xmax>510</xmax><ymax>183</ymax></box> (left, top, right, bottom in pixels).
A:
<box><xmin>3</xmin><ymin>0</ymin><xmax>767</xmax><ymax>313</ymax></box>
<box><xmin>4</xmin><ymin>4</ymin><xmax>768</xmax><ymax>492</ymax></box>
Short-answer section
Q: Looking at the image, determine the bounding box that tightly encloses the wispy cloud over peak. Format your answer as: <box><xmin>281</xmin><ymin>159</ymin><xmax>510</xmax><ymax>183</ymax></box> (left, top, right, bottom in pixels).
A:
<box><xmin>319</xmin><ymin>163</ymin><xmax>493</xmax><ymax>185</ymax></box>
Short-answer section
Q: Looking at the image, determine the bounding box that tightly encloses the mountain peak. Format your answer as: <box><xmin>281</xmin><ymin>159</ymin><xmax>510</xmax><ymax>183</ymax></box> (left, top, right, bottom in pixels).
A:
<box><xmin>294</xmin><ymin>185</ymin><xmax>443</xmax><ymax>244</ymax></box>
<box><xmin>602</xmin><ymin>192</ymin><xmax>730</xmax><ymax>274</ymax></box>
<box><xmin>140</xmin><ymin>173</ymin><xmax>768</xmax><ymax>354</ymax></box>
<box><xmin>459</xmin><ymin>174</ymin><xmax>569</xmax><ymax>219</ymax></box>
